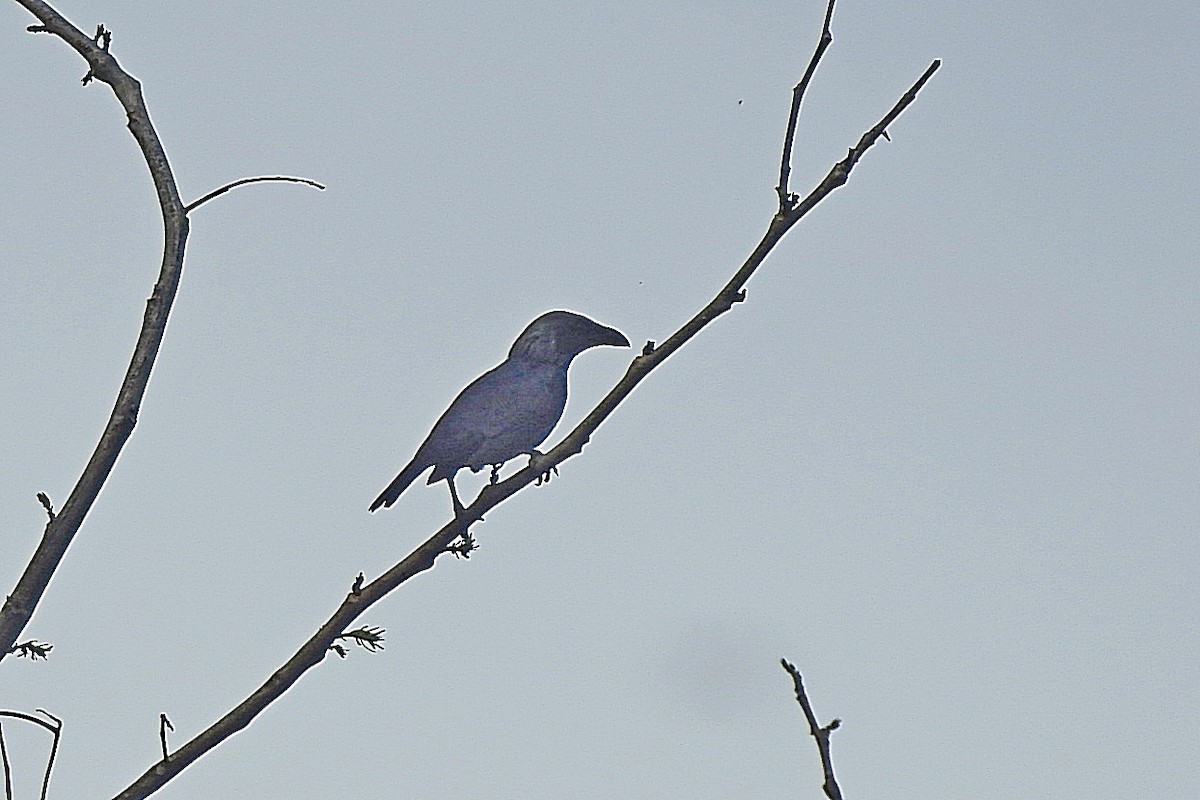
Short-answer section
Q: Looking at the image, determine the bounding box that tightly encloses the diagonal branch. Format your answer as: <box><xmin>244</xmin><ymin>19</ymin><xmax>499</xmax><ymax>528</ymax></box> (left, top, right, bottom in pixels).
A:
<box><xmin>781</xmin><ymin>659</ymin><xmax>844</xmax><ymax>800</ymax></box>
<box><xmin>108</xmin><ymin>40</ymin><xmax>941</xmax><ymax>800</ymax></box>
<box><xmin>0</xmin><ymin>1</ymin><xmax>190</xmax><ymax>659</ymax></box>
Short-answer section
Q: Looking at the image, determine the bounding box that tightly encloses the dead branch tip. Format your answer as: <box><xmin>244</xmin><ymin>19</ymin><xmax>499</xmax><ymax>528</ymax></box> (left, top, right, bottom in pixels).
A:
<box><xmin>185</xmin><ymin>176</ymin><xmax>326</xmax><ymax>213</ymax></box>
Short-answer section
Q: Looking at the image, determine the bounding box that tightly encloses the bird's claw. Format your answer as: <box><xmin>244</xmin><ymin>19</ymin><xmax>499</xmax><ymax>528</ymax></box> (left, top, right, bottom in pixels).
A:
<box><xmin>527</xmin><ymin>451</ymin><xmax>559</xmax><ymax>486</ymax></box>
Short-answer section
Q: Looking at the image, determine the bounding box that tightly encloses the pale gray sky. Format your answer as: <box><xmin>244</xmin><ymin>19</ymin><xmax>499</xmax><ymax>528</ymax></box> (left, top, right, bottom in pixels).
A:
<box><xmin>3</xmin><ymin>1</ymin><xmax>1197</xmax><ymax>798</ymax></box>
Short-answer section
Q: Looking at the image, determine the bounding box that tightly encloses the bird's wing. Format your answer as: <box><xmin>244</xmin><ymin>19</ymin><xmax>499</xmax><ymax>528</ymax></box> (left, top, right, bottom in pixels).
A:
<box><xmin>423</xmin><ymin>360</ymin><xmax>564</xmax><ymax>477</ymax></box>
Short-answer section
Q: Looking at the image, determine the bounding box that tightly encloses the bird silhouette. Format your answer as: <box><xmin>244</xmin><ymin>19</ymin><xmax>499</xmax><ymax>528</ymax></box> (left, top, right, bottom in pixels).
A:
<box><xmin>370</xmin><ymin>310</ymin><xmax>629</xmax><ymax>514</ymax></box>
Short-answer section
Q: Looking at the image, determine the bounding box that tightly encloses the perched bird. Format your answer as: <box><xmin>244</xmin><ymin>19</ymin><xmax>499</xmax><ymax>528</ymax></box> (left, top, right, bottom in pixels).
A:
<box><xmin>370</xmin><ymin>310</ymin><xmax>630</xmax><ymax>514</ymax></box>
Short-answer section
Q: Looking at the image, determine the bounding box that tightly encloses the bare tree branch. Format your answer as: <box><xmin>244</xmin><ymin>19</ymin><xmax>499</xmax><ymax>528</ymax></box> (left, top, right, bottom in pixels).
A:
<box><xmin>1</xmin><ymin>722</ymin><xmax>11</xmax><ymax>800</ymax></box>
<box><xmin>778</xmin><ymin>0</ymin><xmax>837</xmax><ymax>205</ymax></box>
<box><xmin>10</xmin><ymin>0</ymin><xmax>937</xmax><ymax>795</ymax></box>
<box><xmin>109</xmin><ymin>29</ymin><xmax>939</xmax><ymax>800</ymax></box>
<box><xmin>185</xmin><ymin>176</ymin><xmax>325</xmax><ymax>213</ymax></box>
<box><xmin>158</xmin><ymin>714</ymin><xmax>173</xmax><ymax>763</ymax></box>
<box><xmin>1</xmin><ymin>2</ymin><xmax>322</xmax><ymax>662</ymax></box>
<box><xmin>35</xmin><ymin>710</ymin><xmax>61</xmax><ymax>800</ymax></box>
<box><xmin>782</xmin><ymin>659</ymin><xmax>844</xmax><ymax>800</ymax></box>
<box><xmin>0</xmin><ymin>710</ymin><xmax>61</xmax><ymax>800</ymax></box>
<box><xmin>0</xmin><ymin>0</ymin><xmax>189</xmax><ymax>660</ymax></box>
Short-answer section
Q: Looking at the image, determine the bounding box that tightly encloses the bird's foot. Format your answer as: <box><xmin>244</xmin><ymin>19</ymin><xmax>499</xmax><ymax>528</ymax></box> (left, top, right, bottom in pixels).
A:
<box><xmin>527</xmin><ymin>450</ymin><xmax>559</xmax><ymax>486</ymax></box>
<box><xmin>489</xmin><ymin>463</ymin><xmax>502</xmax><ymax>485</ymax></box>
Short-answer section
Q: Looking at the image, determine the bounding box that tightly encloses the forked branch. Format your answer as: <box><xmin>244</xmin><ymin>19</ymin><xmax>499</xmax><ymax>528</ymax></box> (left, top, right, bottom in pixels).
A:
<box><xmin>0</xmin><ymin>0</ymin><xmax>190</xmax><ymax>661</ymax></box>
<box><xmin>782</xmin><ymin>658</ymin><xmax>844</xmax><ymax>800</ymax></box>
<box><xmin>778</xmin><ymin>0</ymin><xmax>837</xmax><ymax>205</ymax></box>
<box><xmin>186</xmin><ymin>176</ymin><xmax>325</xmax><ymax>212</ymax></box>
<box><xmin>108</xmin><ymin>4</ymin><xmax>939</xmax><ymax>798</ymax></box>
<box><xmin>1</xmin><ymin>1</ymin><xmax>322</xmax><ymax>663</ymax></box>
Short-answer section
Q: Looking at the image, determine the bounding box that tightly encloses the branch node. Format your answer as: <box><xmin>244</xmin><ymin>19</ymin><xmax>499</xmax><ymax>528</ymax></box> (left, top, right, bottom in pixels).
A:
<box><xmin>93</xmin><ymin>24</ymin><xmax>112</xmax><ymax>50</ymax></box>
<box><xmin>641</xmin><ymin>340</ymin><xmax>656</xmax><ymax>356</ymax></box>
<box><xmin>443</xmin><ymin>530</ymin><xmax>478</xmax><ymax>559</ymax></box>
<box><xmin>351</xmin><ymin>572</ymin><xmax>365</xmax><ymax>595</ymax></box>
<box><xmin>781</xmin><ymin>658</ymin><xmax>844</xmax><ymax>800</ymax></box>
<box><xmin>80</xmin><ymin>25</ymin><xmax>112</xmax><ymax>86</ymax></box>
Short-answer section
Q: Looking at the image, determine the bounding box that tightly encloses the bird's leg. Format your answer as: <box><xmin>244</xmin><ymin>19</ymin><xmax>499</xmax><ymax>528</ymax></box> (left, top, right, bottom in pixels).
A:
<box><xmin>446</xmin><ymin>476</ymin><xmax>466</xmax><ymax>517</ymax></box>
<box><xmin>489</xmin><ymin>463</ymin><xmax>502</xmax><ymax>485</ymax></box>
<box><xmin>527</xmin><ymin>450</ymin><xmax>559</xmax><ymax>486</ymax></box>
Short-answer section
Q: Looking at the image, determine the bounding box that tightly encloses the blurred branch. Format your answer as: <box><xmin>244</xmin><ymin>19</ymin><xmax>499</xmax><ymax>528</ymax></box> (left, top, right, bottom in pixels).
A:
<box><xmin>110</xmin><ymin>7</ymin><xmax>938</xmax><ymax>799</ymax></box>
<box><xmin>781</xmin><ymin>659</ymin><xmax>843</xmax><ymax>800</ymax></box>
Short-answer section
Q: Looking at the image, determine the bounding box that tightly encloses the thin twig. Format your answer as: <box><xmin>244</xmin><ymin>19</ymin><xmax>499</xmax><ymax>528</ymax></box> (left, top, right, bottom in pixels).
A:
<box><xmin>0</xmin><ymin>723</ymin><xmax>11</xmax><ymax>800</ymax></box>
<box><xmin>185</xmin><ymin>176</ymin><xmax>325</xmax><ymax>213</ymax></box>
<box><xmin>35</xmin><ymin>709</ymin><xmax>61</xmax><ymax>800</ymax></box>
<box><xmin>781</xmin><ymin>659</ymin><xmax>843</xmax><ymax>800</ymax></box>
<box><xmin>777</xmin><ymin>0</ymin><xmax>837</xmax><ymax>206</ymax></box>
<box><xmin>159</xmin><ymin>714</ymin><xmax>173</xmax><ymax>762</ymax></box>
<box><xmin>0</xmin><ymin>710</ymin><xmax>61</xmax><ymax>800</ymax></box>
<box><xmin>777</xmin><ymin>57</ymin><xmax>940</xmax><ymax>231</ymax></box>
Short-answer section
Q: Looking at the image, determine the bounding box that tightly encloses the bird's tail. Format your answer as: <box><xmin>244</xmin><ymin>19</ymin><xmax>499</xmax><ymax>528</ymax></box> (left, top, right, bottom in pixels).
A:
<box><xmin>369</xmin><ymin>460</ymin><xmax>425</xmax><ymax>512</ymax></box>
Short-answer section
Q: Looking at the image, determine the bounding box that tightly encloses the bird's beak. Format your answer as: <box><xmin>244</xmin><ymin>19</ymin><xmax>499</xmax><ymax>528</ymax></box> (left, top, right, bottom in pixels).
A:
<box><xmin>595</xmin><ymin>324</ymin><xmax>631</xmax><ymax>349</ymax></box>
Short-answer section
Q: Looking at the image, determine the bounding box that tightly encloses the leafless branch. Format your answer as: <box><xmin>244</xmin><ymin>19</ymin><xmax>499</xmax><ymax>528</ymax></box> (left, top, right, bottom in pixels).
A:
<box><xmin>0</xmin><ymin>710</ymin><xmax>61</xmax><ymax>800</ymax></box>
<box><xmin>108</xmin><ymin>20</ymin><xmax>938</xmax><ymax>800</ymax></box>
<box><xmin>781</xmin><ymin>659</ymin><xmax>844</xmax><ymax>800</ymax></box>
<box><xmin>777</xmin><ymin>0</ymin><xmax>836</xmax><ymax>205</ymax></box>
<box><xmin>159</xmin><ymin>714</ymin><xmax>173</xmax><ymax>763</ymax></box>
<box><xmin>0</xmin><ymin>1</ymin><xmax>321</xmax><ymax>662</ymax></box>
<box><xmin>185</xmin><ymin>176</ymin><xmax>325</xmax><ymax>213</ymax></box>
<box><xmin>0</xmin><ymin>0</ymin><xmax>189</xmax><ymax>661</ymax></box>
<box><xmin>11</xmin><ymin>0</ymin><xmax>937</xmax><ymax>795</ymax></box>
<box><xmin>1</xmin><ymin>722</ymin><xmax>11</xmax><ymax>800</ymax></box>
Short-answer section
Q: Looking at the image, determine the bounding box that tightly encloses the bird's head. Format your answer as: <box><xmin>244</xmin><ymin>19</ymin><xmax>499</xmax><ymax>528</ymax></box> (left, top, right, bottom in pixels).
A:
<box><xmin>509</xmin><ymin>310</ymin><xmax>630</xmax><ymax>365</ymax></box>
